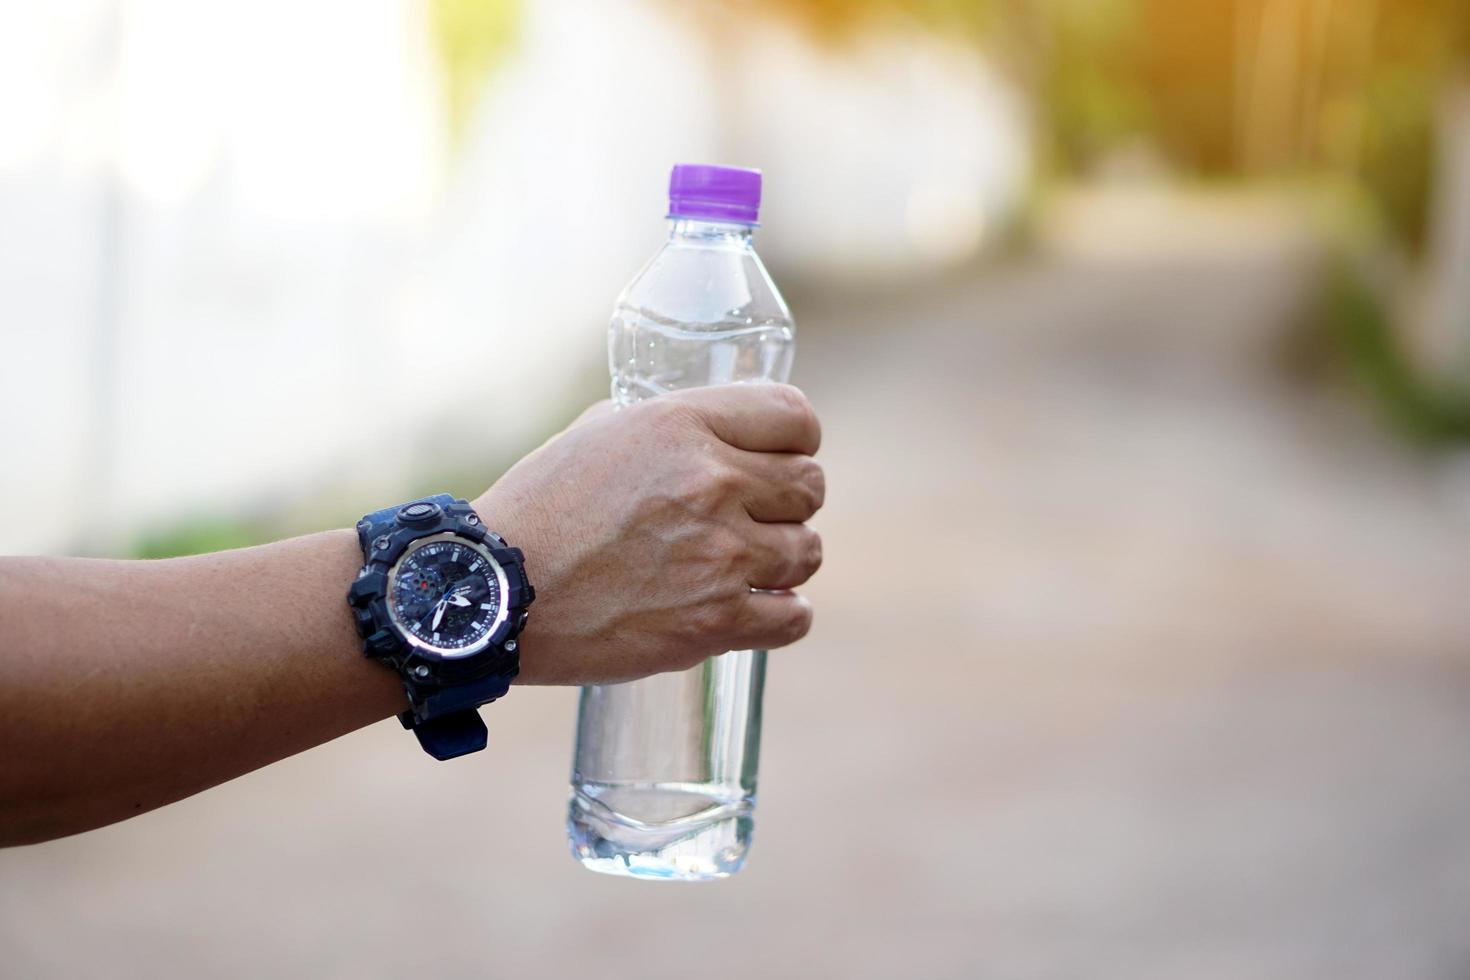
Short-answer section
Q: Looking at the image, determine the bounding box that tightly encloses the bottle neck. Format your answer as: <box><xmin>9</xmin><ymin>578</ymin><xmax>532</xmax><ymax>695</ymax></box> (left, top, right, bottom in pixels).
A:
<box><xmin>668</xmin><ymin>218</ymin><xmax>755</xmax><ymax>246</ymax></box>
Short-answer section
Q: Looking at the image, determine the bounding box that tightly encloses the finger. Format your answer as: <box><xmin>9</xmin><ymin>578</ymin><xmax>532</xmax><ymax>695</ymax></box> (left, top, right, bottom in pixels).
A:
<box><xmin>667</xmin><ymin>383</ymin><xmax>821</xmax><ymax>455</ymax></box>
<box><xmin>745</xmin><ymin>523</ymin><xmax>822</xmax><ymax>591</ymax></box>
<box><xmin>732</xmin><ymin>590</ymin><xmax>813</xmax><ymax>651</ymax></box>
<box><xmin>735</xmin><ymin>451</ymin><xmax>826</xmax><ymax>523</ymax></box>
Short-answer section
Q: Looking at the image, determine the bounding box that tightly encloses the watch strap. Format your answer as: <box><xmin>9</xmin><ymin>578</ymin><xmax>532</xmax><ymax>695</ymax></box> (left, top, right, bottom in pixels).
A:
<box><xmin>402</xmin><ymin>713</ymin><xmax>487</xmax><ymax>761</ymax></box>
<box><xmin>398</xmin><ymin>671</ymin><xmax>515</xmax><ymax>760</ymax></box>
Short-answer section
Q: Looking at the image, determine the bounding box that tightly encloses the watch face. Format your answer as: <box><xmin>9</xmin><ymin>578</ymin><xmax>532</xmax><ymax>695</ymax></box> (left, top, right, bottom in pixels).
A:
<box><xmin>386</xmin><ymin>533</ymin><xmax>508</xmax><ymax>659</ymax></box>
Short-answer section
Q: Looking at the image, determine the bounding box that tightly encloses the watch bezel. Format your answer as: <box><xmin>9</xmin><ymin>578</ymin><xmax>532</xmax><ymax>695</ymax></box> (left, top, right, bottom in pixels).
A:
<box><xmin>384</xmin><ymin>531</ymin><xmax>512</xmax><ymax>661</ymax></box>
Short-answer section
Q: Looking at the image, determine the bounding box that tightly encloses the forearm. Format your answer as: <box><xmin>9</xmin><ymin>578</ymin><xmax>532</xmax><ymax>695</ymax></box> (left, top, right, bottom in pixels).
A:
<box><xmin>0</xmin><ymin>530</ymin><xmax>405</xmax><ymax>846</ymax></box>
<box><xmin>0</xmin><ymin>385</ymin><xmax>825</xmax><ymax>847</ymax></box>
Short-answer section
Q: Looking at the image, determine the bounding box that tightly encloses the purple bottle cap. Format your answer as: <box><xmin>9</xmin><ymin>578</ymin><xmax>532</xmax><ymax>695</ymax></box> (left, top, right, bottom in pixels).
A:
<box><xmin>668</xmin><ymin>163</ymin><xmax>761</xmax><ymax>224</ymax></box>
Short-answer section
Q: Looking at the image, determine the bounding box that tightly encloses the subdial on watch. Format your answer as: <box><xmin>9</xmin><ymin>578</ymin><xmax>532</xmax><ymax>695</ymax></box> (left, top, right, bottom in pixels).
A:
<box><xmin>400</xmin><ymin>565</ymin><xmax>445</xmax><ymax>622</ymax></box>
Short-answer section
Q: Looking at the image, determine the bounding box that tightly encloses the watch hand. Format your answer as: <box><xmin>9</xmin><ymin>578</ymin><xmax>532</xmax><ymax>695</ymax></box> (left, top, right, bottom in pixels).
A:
<box><xmin>447</xmin><ymin>594</ymin><xmax>472</xmax><ymax>607</ymax></box>
<box><xmin>432</xmin><ymin>600</ymin><xmax>447</xmax><ymax>631</ymax></box>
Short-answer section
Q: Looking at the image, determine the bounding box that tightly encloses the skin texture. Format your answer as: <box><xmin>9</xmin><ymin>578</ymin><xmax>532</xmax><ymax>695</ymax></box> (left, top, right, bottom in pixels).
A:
<box><xmin>0</xmin><ymin>384</ymin><xmax>823</xmax><ymax>847</ymax></box>
<box><xmin>479</xmin><ymin>386</ymin><xmax>824</xmax><ymax>684</ymax></box>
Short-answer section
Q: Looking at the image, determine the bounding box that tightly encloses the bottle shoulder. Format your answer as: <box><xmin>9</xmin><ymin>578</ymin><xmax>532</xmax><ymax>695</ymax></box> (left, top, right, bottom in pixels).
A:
<box><xmin>616</xmin><ymin>240</ymin><xmax>793</xmax><ymax>328</ymax></box>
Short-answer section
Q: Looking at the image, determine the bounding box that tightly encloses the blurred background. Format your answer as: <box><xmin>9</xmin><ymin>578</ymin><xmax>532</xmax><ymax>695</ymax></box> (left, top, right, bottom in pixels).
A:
<box><xmin>3</xmin><ymin>0</ymin><xmax>1470</xmax><ymax>976</ymax></box>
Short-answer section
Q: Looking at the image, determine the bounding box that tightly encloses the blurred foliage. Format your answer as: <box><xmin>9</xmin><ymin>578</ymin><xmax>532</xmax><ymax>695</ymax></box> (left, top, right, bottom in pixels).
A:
<box><xmin>429</xmin><ymin>0</ymin><xmax>520</xmax><ymax>139</ymax></box>
<box><xmin>125</xmin><ymin>420</ymin><xmax>557</xmax><ymax>559</ymax></box>
<box><xmin>131</xmin><ymin>519</ymin><xmax>272</xmax><ymax>560</ymax></box>
<box><xmin>1328</xmin><ymin>260</ymin><xmax>1470</xmax><ymax>442</ymax></box>
<box><xmin>736</xmin><ymin>0</ymin><xmax>996</xmax><ymax>42</ymax></box>
<box><xmin>739</xmin><ymin>0</ymin><xmax>1470</xmax><ymax>252</ymax></box>
<box><xmin>732</xmin><ymin>0</ymin><xmax>1470</xmax><ymax>441</ymax></box>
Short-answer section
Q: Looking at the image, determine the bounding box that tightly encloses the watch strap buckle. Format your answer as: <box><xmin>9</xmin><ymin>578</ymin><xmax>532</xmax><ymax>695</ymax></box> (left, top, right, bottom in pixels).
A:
<box><xmin>399</xmin><ymin>709</ymin><xmax>489</xmax><ymax>761</ymax></box>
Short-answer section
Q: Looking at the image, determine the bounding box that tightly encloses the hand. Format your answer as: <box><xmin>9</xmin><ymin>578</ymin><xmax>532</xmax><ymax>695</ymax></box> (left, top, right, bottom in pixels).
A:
<box><xmin>475</xmin><ymin>384</ymin><xmax>824</xmax><ymax>685</ymax></box>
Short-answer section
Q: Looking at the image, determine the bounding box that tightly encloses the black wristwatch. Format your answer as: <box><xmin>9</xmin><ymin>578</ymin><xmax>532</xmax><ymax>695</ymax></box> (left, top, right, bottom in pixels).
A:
<box><xmin>347</xmin><ymin>494</ymin><xmax>534</xmax><ymax>760</ymax></box>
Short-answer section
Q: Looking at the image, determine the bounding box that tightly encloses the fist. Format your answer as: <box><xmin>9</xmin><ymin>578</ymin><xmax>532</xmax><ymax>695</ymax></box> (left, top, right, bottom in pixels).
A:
<box><xmin>475</xmin><ymin>384</ymin><xmax>824</xmax><ymax>685</ymax></box>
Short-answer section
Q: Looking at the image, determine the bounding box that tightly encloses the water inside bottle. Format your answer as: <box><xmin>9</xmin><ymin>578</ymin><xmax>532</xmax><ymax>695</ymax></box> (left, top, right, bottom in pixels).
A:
<box><xmin>571</xmin><ymin>200</ymin><xmax>794</xmax><ymax>880</ymax></box>
<box><xmin>611</xmin><ymin>307</ymin><xmax>794</xmax><ymax>400</ymax></box>
<box><xmin>569</xmin><ymin>648</ymin><xmax>766</xmax><ymax>880</ymax></box>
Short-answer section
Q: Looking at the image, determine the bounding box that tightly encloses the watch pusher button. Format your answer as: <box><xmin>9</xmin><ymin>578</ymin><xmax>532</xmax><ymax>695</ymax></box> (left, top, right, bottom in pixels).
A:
<box><xmin>365</xmin><ymin>629</ymin><xmax>398</xmax><ymax>656</ymax></box>
<box><xmin>398</xmin><ymin>501</ymin><xmax>442</xmax><ymax>525</ymax></box>
<box><xmin>351</xmin><ymin>607</ymin><xmax>375</xmax><ymax>637</ymax></box>
<box><xmin>348</xmin><ymin>569</ymin><xmax>385</xmax><ymax>606</ymax></box>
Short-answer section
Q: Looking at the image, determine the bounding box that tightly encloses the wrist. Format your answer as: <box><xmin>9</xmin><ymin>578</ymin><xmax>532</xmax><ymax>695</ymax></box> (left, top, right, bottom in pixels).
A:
<box><xmin>345</xmin><ymin>496</ymin><xmax>533</xmax><ymax>760</ymax></box>
<box><xmin>320</xmin><ymin>528</ymin><xmax>411</xmax><ymax>721</ymax></box>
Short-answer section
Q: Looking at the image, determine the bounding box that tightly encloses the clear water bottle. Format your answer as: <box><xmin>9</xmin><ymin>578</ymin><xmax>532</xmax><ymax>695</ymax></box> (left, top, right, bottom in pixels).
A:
<box><xmin>567</xmin><ymin>164</ymin><xmax>795</xmax><ymax>880</ymax></box>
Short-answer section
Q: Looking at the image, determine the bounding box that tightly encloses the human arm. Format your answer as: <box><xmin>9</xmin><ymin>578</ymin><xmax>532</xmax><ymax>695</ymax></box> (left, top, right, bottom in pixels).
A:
<box><xmin>0</xmin><ymin>384</ymin><xmax>823</xmax><ymax>846</ymax></box>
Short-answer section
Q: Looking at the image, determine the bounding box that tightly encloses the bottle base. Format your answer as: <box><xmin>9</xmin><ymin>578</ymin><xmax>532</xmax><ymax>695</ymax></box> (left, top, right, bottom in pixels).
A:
<box><xmin>567</xmin><ymin>782</ymin><xmax>754</xmax><ymax>881</ymax></box>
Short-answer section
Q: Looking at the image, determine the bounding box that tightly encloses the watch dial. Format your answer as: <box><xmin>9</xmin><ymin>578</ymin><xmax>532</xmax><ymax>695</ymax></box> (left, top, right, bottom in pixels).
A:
<box><xmin>388</xmin><ymin>537</ymin><xmax>504</xmax><ymax>657</ymax></box>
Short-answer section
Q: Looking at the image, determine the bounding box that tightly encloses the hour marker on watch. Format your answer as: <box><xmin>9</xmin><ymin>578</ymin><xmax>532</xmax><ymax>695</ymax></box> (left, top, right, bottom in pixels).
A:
<box><xmin>480</xmin><ymin>603</ymin><xmax>493</xmax><ymax>610</ymax></box>
<box><xmin>433</xmin><ymin>632</ymin><xmax>441</xmax><ymax>643</ymax></box>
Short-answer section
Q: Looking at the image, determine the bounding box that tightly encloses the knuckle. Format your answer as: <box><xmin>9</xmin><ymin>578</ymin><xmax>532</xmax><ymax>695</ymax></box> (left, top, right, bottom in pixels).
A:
<box><xmin>803</xmin><ymin>530</ymin><xmax>824</xmax><ymax>575</ymax></box>
<box><xmin>710</xmin><ymin>460</ymin><xmax>744</xmax><ymax>495</ymax></box>
<box><xmin>691</xmin><ymin>594</ymin><xmax>742</xmax><ymax>639</ymax></box>
<box><xmin>684</xmin><ymin>600</ymin><xmax>722</xmax><ymax>638</ymax></box>
<box><xmin>778</xmin><ymin>600</ymin><xmax>813</xmax><ymax>645</ymax></box>
<box><xmin>772</xmin><ymin>383</ymin><xmax>809</xmax><ymax>415</ymax></box>
<box><xmin>797</xmin><ymin>459</ymin><xmax>826</xmax><ymax>511</ymax></box>
<box><xmin>671</xmin><ymin>458</ymin><xmax>734</xmax><ymax>514</ymax></box>
<box><xmin>781</xmin><ymin>483</ymin><xmax>810</xmax><ymax>519</ymax></box>
<box><xmin>695</xmin><ymin>462</ymin><xmax>741</xmax><ymax>511</ymax></box>
<box><xmin>774</xmin><ymin>385</ymin><xmax>820</xmax><ymax>447</ymax></box>
<box><xmin>781</xmin><ymin>530</ymin><xmax>821</xmax><ymax>585</ymax></box>
<box><xmin>714</xmin><ymin>527</ymin><xmax>750</xmax><ymax>572</ymax></box>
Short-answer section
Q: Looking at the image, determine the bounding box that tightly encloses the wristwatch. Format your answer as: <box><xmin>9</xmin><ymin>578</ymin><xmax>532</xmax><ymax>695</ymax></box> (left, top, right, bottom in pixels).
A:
<box><xmin>346</xmin><ymin>494</ymin><xmax>534</xmax><ymax>760</ymax></box>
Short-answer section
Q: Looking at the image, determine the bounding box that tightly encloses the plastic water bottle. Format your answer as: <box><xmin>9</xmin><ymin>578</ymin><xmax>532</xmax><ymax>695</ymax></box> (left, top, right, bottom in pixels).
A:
<box><xmin>567</xmin><ymin>164</ymin><xmax>795</xmax><ymax>880</ymax></box>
